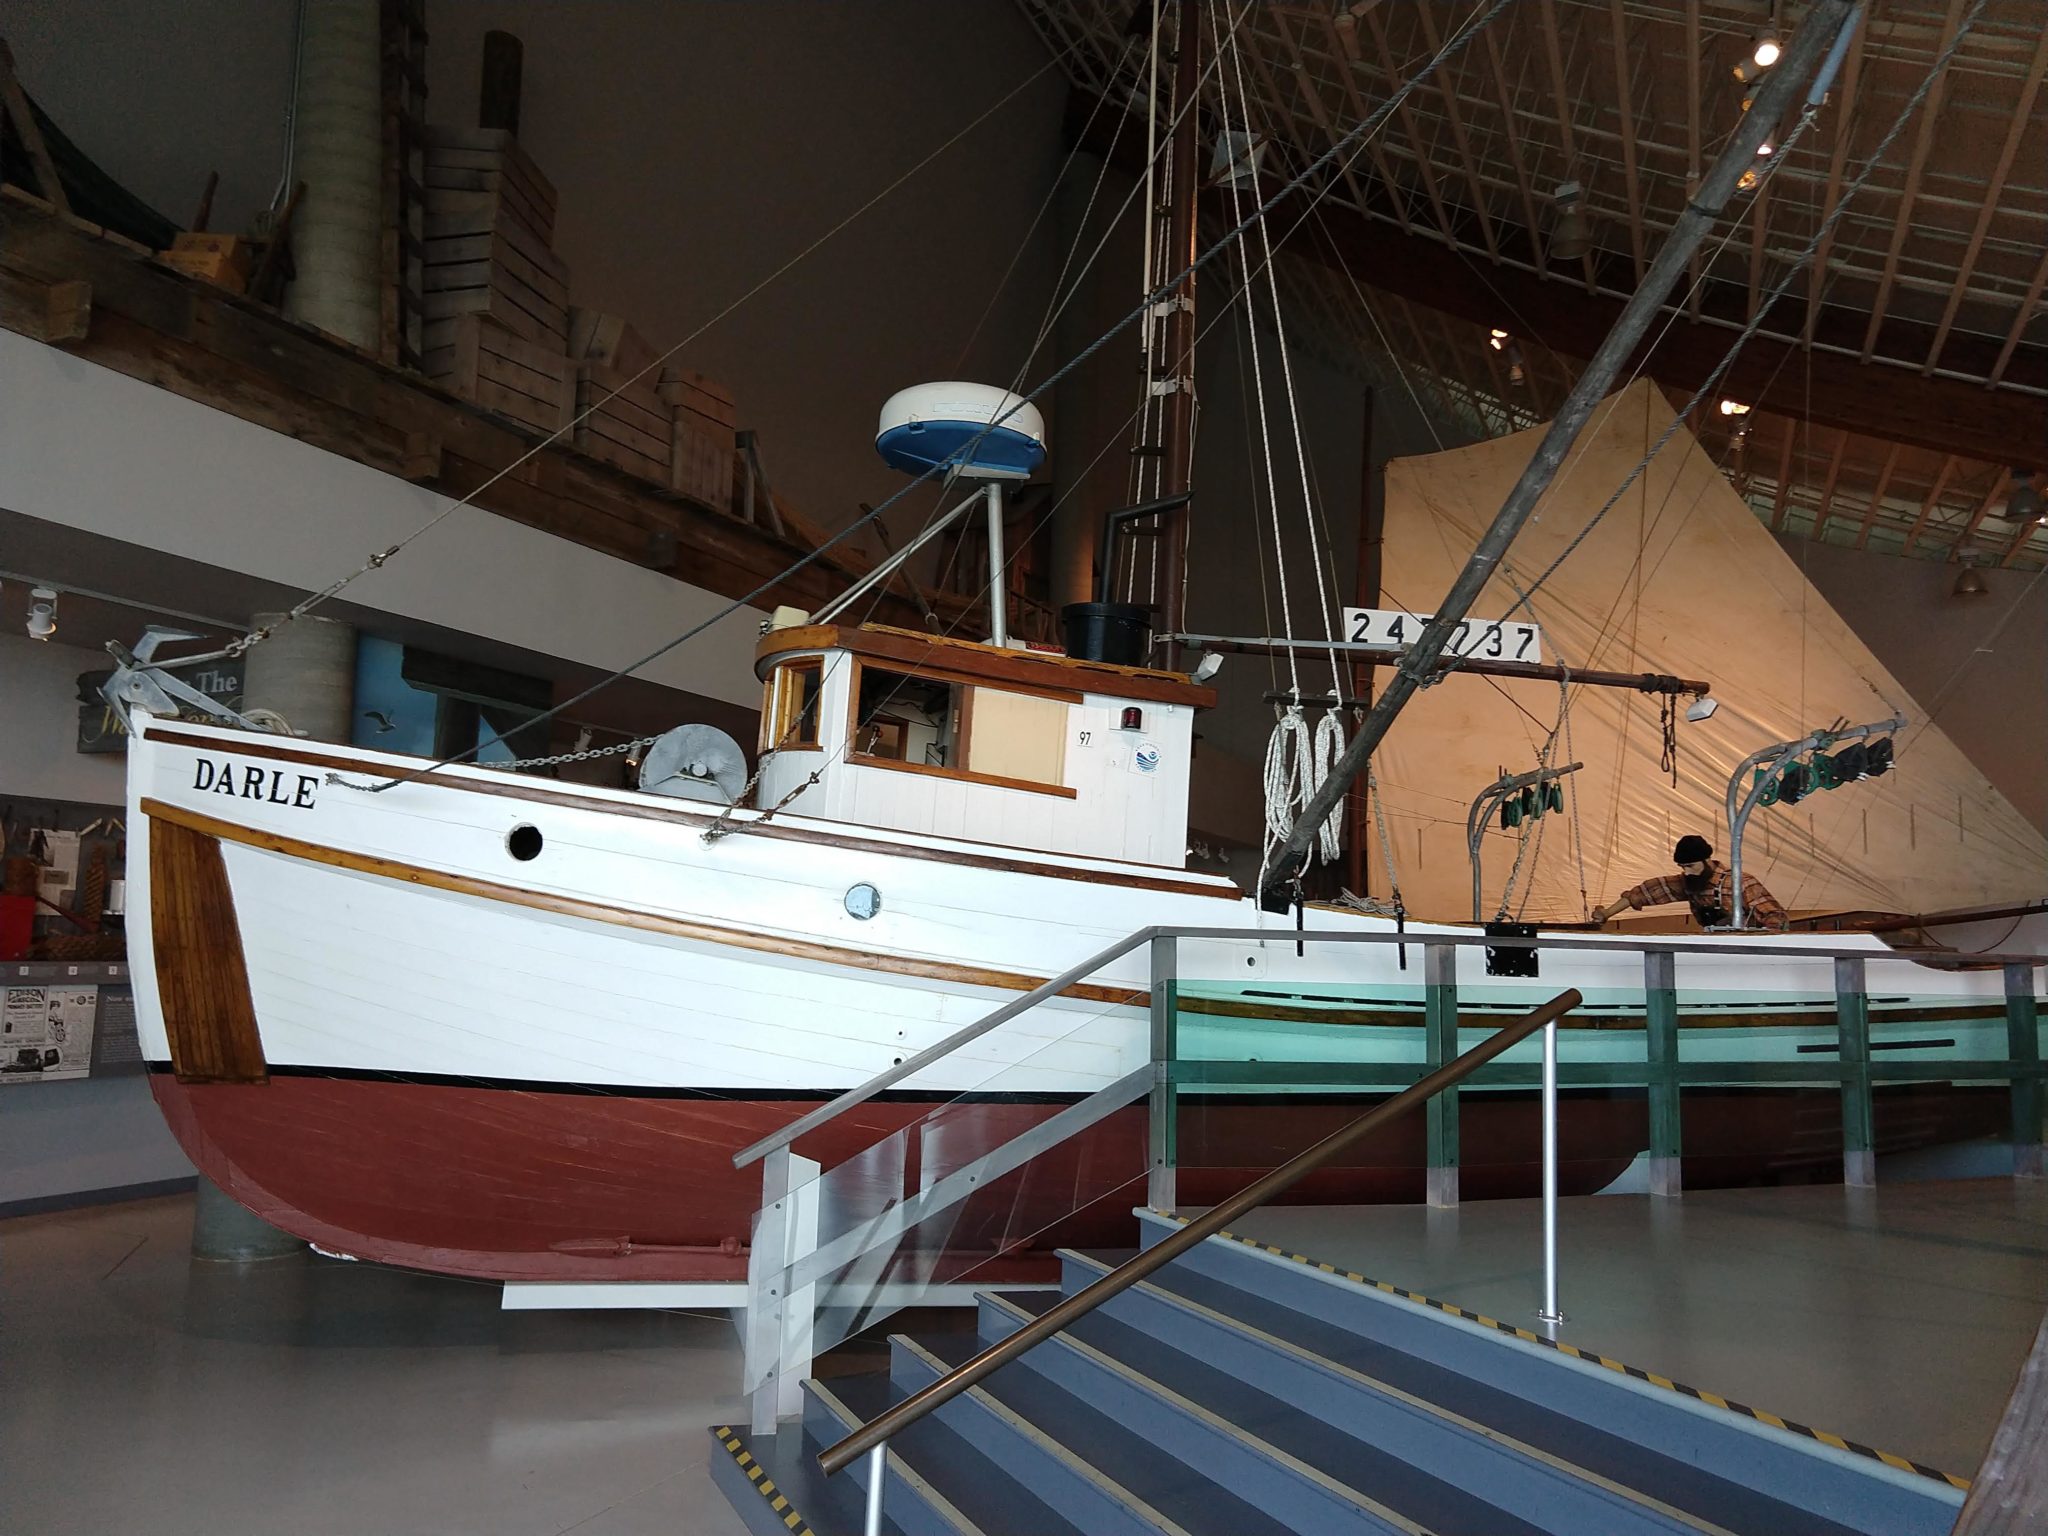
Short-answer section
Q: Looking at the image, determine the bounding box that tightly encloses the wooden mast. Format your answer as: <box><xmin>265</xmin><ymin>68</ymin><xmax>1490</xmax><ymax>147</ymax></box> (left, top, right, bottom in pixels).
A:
<box><xmin>1156</xmin><ymin>0</ymin><xmax>1201</xmax><ymax>669</ymax></box>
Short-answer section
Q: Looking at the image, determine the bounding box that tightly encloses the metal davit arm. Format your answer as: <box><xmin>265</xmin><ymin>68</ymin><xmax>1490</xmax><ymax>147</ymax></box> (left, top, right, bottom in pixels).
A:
<box><xmin>816</xmin><ymin>986</ymin><xmax>1584</xmax><ymax>1476</ymax></box>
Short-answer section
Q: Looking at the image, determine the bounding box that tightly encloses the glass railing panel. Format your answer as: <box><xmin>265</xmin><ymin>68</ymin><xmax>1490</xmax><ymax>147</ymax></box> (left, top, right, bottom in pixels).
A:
<box><xmin>743</xmin><ymin>977</ymin><xmax>1153</xmax><ymax>1394</ymax></box>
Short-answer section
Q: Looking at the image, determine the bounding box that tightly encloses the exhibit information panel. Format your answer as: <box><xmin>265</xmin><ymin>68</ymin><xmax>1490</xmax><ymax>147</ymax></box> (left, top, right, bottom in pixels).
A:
<box><xmin>1</xmin><ymin>984</ymin><xmax>99</xmax><ymax>1082</ymax></box>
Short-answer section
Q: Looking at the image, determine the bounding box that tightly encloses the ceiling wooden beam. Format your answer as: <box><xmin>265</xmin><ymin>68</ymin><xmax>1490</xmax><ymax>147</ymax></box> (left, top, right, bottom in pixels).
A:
<box><xmin>1998</xmin><ymin>475</ymin><xmax>2043</xmax><ymax>567</ymax></box>
<box><xmin>1990</xmin><ymin>246</ymin><xmax>2048</xmax><ymax>391</ymax></box>
<box><xmin>1477</xmin><ymin>18</ymin><xmax>1549</xmax><ymax>279</ymax></box>
<box><xmin>1683</xmin><ymin>0</ymin><xmax>1704</xmax><ymax>321</ymax></box>
<box><xmin>1860</xmin><ymin>0</ymin><xmax>1967</xmax><ymax>363</ymax></box>
<box><xmin>1901</xmin><ymin>455</ymin><xmax>1959</xmax><ymax>557</ymax></box>
<box><xmin>1946</xmin><ymin>471</ymin><xmax>2007</xmax><ymax>561</ymax></box>
<box><xmin>1854</xmin><ymin>441</ymin><xmax>1902</xmax><ymax>551</ymax></box>
<box><xmin>1411</xmin><ymin>3</ymin><xmax>1501</xmax><ymax>264</ymax></box>
<box><xmin>1605</xmin><ymin>0</ymin><xmax>1647</xmax><ymax>282</ymax></box>
<box><xmin>1067</xmin><ymin>82</ymin><xmax>2048</xmax><ymax>470</ymax></box>
<box><xmin>1922</xmin><ymin>28</ymin><xmax>2048</xmax><ymax>375</ymax></box>
<box><xmin>1811</xmin><ymin>428</ymin><xmax>1850</xmax><ymax>539</ymax></box>
<box><xmin>1536</xmin><ymin>0</ymin><xmax>1600</xmax><ymax>294</ymax></box>
<box><xmin>1355</xmin><ymin>6</ymin><xmax>1462</xmax><ymax>250</ymax></box>
<box><xmin>1803</xmin><ymin>17</ymin><xmax>1866</xmax><ymax>348</ymax></box>
<box><xmin>1270</xmin><ymin>6</ymin><xmax>1415</xmax><ymax>236</ymax></box>
<box><xmin>1770</xmin><ymin>427</ymin><xmax>1799</xmax><ymax>533</ymax></box>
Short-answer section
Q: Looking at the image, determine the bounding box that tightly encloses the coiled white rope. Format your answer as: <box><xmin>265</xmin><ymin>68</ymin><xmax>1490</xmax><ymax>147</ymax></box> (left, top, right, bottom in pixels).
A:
<box><xmin>1263</xmin><ymin>704</ymin><xmax>1346</xmax><ymax>870</ymax></box>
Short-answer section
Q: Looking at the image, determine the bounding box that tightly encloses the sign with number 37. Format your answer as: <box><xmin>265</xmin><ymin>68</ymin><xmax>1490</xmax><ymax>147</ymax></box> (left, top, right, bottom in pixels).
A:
<box><xmin>1339</xmin><ymin>608</ymin><xmax>1542</xmax><ymax>664</ymax></box>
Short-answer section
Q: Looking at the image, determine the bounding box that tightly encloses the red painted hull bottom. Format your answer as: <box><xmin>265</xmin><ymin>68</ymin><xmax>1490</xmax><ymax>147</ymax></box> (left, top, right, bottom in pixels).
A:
<box><xmin>150</xmin><ymin>1074</ymin><xmax>2009</xmax><ymax>1285</ymax></box>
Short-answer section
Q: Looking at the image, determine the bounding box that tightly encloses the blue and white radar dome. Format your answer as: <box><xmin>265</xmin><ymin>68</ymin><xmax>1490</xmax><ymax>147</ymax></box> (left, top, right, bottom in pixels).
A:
<box><xmin>876</xmin><ymin>382</ymin><xmax>1047</xmax><ymax>481</ymax></box>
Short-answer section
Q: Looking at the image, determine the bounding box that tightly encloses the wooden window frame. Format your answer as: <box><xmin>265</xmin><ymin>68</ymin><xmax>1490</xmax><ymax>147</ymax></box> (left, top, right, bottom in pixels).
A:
<box><xmin>845</xmin><ymin>659</ymin><xmax>1076</xmax><ymax>800</ymax></box>
<box><xmin>762</xmin><ymin>658</ymin><xmax>824</xmax><ymax>753</ymax></box>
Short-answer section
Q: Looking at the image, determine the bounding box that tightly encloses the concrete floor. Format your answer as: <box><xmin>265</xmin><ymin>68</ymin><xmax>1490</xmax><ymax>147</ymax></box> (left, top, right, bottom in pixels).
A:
<box><xmin>9</xmin><ymin>1183</ymin><xmax>2043</xmax><ymax>1532</ymax></box>
<box><xmin>0</xmin><ymin>1195</ymin><xmax>753</xmax><ymax>1536</ymax></box>
<box><xmin>1222</xmin><ymin>1179</ymin><xmax>2048</xmax><ymax>1477</ymax></box>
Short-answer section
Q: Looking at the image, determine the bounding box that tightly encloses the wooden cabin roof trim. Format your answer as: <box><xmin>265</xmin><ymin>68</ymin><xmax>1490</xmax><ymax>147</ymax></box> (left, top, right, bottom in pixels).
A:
<box><xmin>754</xmin><ymin>622</ymin><xmax>1218</xmax><ymax>708</ymax></box>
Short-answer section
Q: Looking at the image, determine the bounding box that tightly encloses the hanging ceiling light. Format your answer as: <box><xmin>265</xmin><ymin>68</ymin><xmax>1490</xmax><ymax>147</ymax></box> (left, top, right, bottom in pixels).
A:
<box><xmin>1550</xmin><ymin>181</ymin><xmax>1591</xmax><ymax>261</ymax></box>
<box><xmin>2005</xmin><ymin>468</ymin><xmax>2041</xmax><ymax>525</ymax></box>
<box><xmin>1953</xmin><ymin>558</ymin><xmax>1990</xmax><ymax>598</ymax></box>
<box><xmin>1718</xmin><ymin>400</ymin><xmax>1751</xmax><ymax>416</ymax></box>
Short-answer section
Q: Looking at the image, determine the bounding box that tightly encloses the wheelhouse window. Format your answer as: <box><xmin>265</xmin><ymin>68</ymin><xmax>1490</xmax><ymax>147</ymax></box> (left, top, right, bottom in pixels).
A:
<box><xmin>850</xmin><ymin>663</ymin><xmax>1072</xmax><ymax>797</ymax></box>
<box><xmin>763</xmin><ymin>659</ymin><xmax>824</xmax><ymax>751</ymax></box>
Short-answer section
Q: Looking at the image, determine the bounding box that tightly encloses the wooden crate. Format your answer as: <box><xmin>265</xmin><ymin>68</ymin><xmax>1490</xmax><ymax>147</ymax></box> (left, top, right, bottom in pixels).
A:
<box><xmin>569</xmin><ymin>309</ymin><xmax>660</xmax><ymax>377</ymax></box>
<box><xmin>658</xmin><ymin>363</ymin><xmax>738</xmax><ymax>430</ymax></box>
<box><xmin>158</xmin><ymin>231</ymin><xmax>253</xmax><ymax>294</ymax></box>
<box><xmin>659</xmin><ymin>362</ymin><xmax>738</xmax><ymax>505</ymax></box>
<box><xmin>421</xmin><ymin>126</ymin><xmax>556</xmax><ymax>245</ymax></box>
<box><xmin>421</xmin><ymin>209</ymin><xmax>569</xmax><ymax>349</ymax></box>
<box><xmin>670</xmin><ymin>415</ymin><xmax>736</xmax><ymax>508</ymax></box>
<box><xmin>423</xmin><ymin>314</ymin><xmax>573</xmax><ymax>436</ymax></box>
<box><xmin>574</xmin><ymin>363</ymin><xmax>669</xmax><ymax>482</ymax></box>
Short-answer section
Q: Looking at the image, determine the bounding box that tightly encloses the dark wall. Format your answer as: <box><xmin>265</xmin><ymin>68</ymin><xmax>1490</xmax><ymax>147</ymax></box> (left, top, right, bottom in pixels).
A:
<box><xmin>428</xmin><ymin>1</ymin><xmax>1070</xmax><ymax>546</ymax></box>
<box><xmin>1775</xmin><ymin>534</ymin><xmax>2048</xmax><ymax>833</ymax></box>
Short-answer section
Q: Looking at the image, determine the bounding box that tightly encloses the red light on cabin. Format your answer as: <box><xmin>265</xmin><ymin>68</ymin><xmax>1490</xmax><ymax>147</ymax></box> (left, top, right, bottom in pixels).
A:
<box><xmin>1120</xmin><ymin>707</ymin><xmax>1143</xmax><ymax>731</ymax></box>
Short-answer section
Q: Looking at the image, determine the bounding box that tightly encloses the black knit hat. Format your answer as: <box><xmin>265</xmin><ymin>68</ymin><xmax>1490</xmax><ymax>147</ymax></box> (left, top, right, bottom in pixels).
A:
<box><xmin>1673</xmin><ymin>835</ymin><xmax>1712</xmax><ymax>864</ymax></box>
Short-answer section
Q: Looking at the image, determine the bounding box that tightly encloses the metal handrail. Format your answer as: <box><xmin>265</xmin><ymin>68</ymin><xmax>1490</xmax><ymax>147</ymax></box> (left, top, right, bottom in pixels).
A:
<box><xmin>733</xmin><ymin>920</ymin><xmax>2044</xmax><ymax>1170</ymax></box>
<box><xmin>815</xmin><ymin>987</ymin><xmax>1584</xmax><ymax>1475</ymax></box>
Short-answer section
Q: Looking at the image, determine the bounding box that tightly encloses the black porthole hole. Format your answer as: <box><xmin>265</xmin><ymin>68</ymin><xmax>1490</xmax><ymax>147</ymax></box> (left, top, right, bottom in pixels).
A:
<box><xmin>507</xmin><ymin>824</ymin><xmax>544</xmax><ymax>861</ymax></box>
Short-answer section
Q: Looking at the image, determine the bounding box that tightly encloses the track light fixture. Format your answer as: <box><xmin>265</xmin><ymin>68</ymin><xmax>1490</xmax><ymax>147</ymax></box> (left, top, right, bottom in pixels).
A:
<box><xmin>1718</xmin><ymin>400</ymin><xmax>1751</xmax><ymax>417</ymax></box>
<box><xmin>26</xmin><ymin>586</ymin><xmax>56</xmax><ymax>641</ymax></box>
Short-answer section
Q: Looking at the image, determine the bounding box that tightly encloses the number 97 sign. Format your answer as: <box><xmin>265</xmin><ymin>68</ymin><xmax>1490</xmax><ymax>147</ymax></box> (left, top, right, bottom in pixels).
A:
<box><xmin>1340</xmin><ymin>608</ymin><xmax>1542</xmax><ymax>664</ymax></box>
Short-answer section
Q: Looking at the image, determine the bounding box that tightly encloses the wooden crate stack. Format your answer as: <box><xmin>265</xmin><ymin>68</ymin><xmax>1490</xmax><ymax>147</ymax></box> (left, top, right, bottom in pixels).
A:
<box><xmin>420</xmin><ymin>127</ymin><xmax>572</xmax><ymax>435</ymax></box>
<box><xmin>661</xmin><ymin>365</ymin><xmax>737</xmax><ymax>509</ymax></box>
<box><xmin>569</xmin><ymin>310</ymin><xmax>670</xmax><ymax>482</ymax></box>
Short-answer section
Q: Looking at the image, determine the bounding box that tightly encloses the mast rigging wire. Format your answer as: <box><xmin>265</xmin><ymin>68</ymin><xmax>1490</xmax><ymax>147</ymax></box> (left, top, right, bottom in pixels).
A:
<box><xmin>338</xmin><ymin>0</ymin><xmax>1517</xmax><ymax>791</ymax></box>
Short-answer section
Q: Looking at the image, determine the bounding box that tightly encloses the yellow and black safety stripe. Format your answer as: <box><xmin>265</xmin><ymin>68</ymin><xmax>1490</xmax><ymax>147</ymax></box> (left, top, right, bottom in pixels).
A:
<box><xmin>1157</xmin><ymin>1213</ymin><xmax>1971</xmax><ymax>1492</ymax></box>
<box><xmin>711</xmin><ymin>1424</ymin><xmax>818</xmax><ymax>1536</ymax></box>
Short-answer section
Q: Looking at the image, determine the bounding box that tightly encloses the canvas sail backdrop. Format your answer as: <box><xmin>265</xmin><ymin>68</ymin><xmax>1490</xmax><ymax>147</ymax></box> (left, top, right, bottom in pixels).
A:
<box><xmin>1368</xmin><ymin>379</ymin><xmax>2047</xmax><ymax>923</ymax></box>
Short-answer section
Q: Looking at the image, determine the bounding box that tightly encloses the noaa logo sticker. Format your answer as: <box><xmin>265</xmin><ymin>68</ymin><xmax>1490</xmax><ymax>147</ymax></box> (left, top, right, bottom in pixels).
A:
<box><xmin>1133</xmin><ymin>742</ymin><xmax>1161</xmax><ymax>774</ymax></box>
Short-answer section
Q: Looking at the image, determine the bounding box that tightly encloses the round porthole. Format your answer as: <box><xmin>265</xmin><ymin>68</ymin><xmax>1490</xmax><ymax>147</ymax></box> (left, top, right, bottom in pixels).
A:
<box><xmin>507</xmin><ymin>824</ymin><xmax>544</xmax><ymax>861</ymax></box>
<box><xmin>845</xmin><ymin>883</ymin><xmax>882</xmax><ymax>920</ymax></box>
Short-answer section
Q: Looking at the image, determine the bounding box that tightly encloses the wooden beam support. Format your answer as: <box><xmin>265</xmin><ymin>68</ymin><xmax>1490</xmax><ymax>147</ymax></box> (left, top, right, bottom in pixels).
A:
<box><xmin>1992</xmin><ymin>247</ymin><xmax>2048</xmax><ymax>390</ymax></box>
<box><xmin>1355</xmin><ymin>5</ymin><xmax>1462</xmax><ymax>248</ymax></box>
<box><xmin>0</xmin><ymin>39</ymin><xmax>71</xmax><ymax>215</ymax></box>
<box><xmin>1854</xmin><ymin>441</ymin><xmax>1902</xmax><ymax>551</ymax></box>
<box><xmin>1478</xmin><ymin>21</ymin><xmax>1548</xmax><ymax>278</ymax></box>
<box><xmin>1684</xmin><ymin>0</ymin><xmax>1704</xmax><ymax>320</ymax></box>
<box><xmin>1860</xmin><ymin>0</ymin><xmax>1968</xmax><ymax>362</ymax></box>
<box><xmin>1811</xmin><ymin>428</ymin><xmax>1850</xmax><ymax>540</ymax></box>
<box><xmin>1537</xmin><ymin>0</ymin><xmax>1600</xmax><ymax>293</ymax></box>
<box><xmin>1948</xmin><ymin>472</ymin><xmax>2008</xmax><ymax>562</ymax></box>
<box><xmin>1411</xmin><ymin>3</ymin><xmax>1501</xmax><ymax>263</ymax></box>
<box><xmin>1925</xmin><ymin>30</ymin><xmax>2048</xmax><ymax>373</ymax></box>
<box><xmin>1605</xmin><ymin>0</ymin><xmax>1648</xmax><ymax>282</ymax></box>
<box><xmin>1272</xmin><ymin>7</ymin><xmax>1413</xmax><ymax>235</ymax></box>
<box><xmin>1900</xmin><ymin>456</ymin><xmax>1958</xmax><ymax>557</ymax></box>
<box><xmin>1770</xmin><ymin>426</ymin><xmax>1799</xmax><ymax>533</ymax></box>
<box><xmin>42</xmin><ymin>277</ymin><xmax>90</xmax><ymax>344</ymax></box>
<box><xmin>1065</xmin><ymin>73</ymin><xmax>2048</xmax><ymax>469</ymax></box>
<box><xmin>1253</xmin><ymin>12</ymin><xmax>1397</xmax><ymax>237</ymax></box>
<box><xmin>1804</xmin><ymin>18</ymin><xmax>1866</xmax><ymax>347</ymax></box>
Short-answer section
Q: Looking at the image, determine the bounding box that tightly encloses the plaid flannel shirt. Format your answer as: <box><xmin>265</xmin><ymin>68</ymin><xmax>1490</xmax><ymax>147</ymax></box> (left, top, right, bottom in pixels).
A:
<box><xmin>1618</xmin><ymin>860</ymin><xmax>1788</xmax><ymax>931</ymax></box>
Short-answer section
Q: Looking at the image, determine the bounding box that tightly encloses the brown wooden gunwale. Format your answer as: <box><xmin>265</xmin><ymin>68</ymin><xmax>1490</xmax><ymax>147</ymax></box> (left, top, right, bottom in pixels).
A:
<box><xmin>142</xmin><ymin>796</ymin><xmax>1151</xmax><ymax>1007</ymax></box>
<box><xmin>143</xmin><ymin>725</ymin><xmax>1236</xmax><ymax>897</ymax></box>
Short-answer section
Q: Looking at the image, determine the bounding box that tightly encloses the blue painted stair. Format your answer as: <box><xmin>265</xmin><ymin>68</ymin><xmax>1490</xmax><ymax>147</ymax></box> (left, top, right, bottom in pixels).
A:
<box><xmin>711</xmin><ymin>1207</ymin><xmax>1967</xmax><ymax>1536</ymax></box>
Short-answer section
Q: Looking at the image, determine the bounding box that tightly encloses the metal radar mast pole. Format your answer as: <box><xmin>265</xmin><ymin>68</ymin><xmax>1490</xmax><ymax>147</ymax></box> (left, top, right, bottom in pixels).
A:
<box><xmin>1157</xmin><ymin>0</ymin><xmax>1201</xmax><ymax>671</ymax></box>
<box><xmin>1262</xmin><ymin>0</ymin><xmax>1859</xmax><ymax>904</ymax></box>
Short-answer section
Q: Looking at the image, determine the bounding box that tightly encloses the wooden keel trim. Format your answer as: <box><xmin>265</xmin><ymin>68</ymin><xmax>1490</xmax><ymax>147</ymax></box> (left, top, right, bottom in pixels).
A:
<box><xmin>140</xmin><ymin>797</ymin><xmax>1150</xmax><ymax>1009</ymax></box>
<box><xmin>148</xmin><ymin>816</ymin><xmax>267</xmax><ymax>1083</ymax></box>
